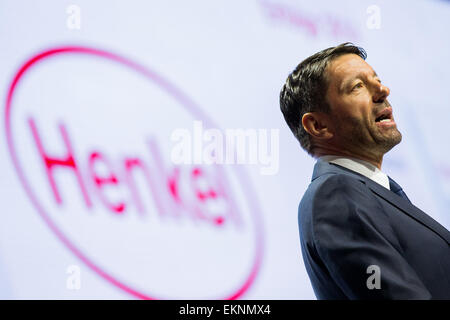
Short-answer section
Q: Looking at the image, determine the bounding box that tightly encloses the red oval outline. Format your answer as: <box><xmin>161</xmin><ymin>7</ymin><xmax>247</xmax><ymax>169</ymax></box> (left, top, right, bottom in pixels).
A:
<box><xmin>4</xmin><ymin>46</ymin><xmax>264</xmax><ymax>299</ymax></box>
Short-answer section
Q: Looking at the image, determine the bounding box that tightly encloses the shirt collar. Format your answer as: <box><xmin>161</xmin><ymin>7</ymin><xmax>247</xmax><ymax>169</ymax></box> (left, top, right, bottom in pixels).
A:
<box><xmin>318</xmin><ymin>155</ymin><xmax>390</xmax><ymax>190</ymax></box>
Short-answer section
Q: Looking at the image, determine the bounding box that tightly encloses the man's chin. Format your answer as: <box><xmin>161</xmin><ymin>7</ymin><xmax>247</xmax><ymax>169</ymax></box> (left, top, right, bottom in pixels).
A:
<box><xmin>379</xmin><ymin>130</ymin><xmax>402</xmax><ymax>153</ymax></box>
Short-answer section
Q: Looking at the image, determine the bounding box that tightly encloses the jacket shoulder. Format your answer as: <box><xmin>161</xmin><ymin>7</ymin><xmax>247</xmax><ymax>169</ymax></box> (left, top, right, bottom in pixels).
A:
<box><xmin>298</xmin><ymin>172</ymin><xmax>382</xmax><ymax>237</ymax></box>
<box><xmin>300</xmin><ymin>172</ymin><xmax>370</xmax><ymax>212</ymax></box>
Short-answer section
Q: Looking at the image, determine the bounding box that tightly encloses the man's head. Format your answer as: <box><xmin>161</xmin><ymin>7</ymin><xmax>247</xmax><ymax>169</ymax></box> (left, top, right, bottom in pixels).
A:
<box><xmin>280</xmin><ymin>43</ymin><xmax>402</xmax><ymax>166</ymax></box>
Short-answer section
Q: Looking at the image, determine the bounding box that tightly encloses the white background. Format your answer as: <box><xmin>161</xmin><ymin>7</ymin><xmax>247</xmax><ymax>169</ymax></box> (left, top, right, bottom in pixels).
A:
<box><xmin>0</xmin><ymin>0</ymin><xmax>449</xmax><ymax>299</ymax></box>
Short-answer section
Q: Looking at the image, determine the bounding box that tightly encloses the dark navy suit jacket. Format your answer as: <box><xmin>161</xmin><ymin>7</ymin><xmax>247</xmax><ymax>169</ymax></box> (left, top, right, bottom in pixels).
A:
<box><xmin>298</xmin><ymin>160</ymin><xmax>450</xmax><ymax>299</ymax></box>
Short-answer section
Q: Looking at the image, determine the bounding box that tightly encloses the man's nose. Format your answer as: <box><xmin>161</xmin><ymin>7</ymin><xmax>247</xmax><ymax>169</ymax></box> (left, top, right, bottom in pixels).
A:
<box><xmin>372</xmin><ymin>83</ymin><xmax>390</xmax><ymax>103</ymax></box>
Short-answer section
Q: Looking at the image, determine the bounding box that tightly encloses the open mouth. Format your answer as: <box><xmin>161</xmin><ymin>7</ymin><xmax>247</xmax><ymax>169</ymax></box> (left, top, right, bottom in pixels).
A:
<box><xmin>375</xmin><ymin>114</ymin><xmax>391</xmax><ymax>123</ymax></box>
<box><xmin>375</xmin><ymin>108</ymin><xmax>393</xmax><ymax>123</ymax></box>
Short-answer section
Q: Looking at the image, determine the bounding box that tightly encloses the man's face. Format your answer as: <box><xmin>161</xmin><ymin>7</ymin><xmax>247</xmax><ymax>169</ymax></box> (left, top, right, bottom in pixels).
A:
<box><xmin>325</xmin><ymin>54</ymin><xmax>402</xmax><ymax>159</ymax></box>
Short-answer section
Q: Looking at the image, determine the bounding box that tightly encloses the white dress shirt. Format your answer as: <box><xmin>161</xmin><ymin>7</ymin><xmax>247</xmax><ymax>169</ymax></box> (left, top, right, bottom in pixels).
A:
<box><xmin>319</xmin><ymin>155</ymin><xmax>390</xmax><ymax>190</ymax></box>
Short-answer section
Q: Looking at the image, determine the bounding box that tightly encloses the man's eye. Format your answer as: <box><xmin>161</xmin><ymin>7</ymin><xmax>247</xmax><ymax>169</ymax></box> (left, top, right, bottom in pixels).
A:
<box><xmin>352</xmin><ymin>83</ymin><xmax>363</xmax><ymax>91</ymax></box>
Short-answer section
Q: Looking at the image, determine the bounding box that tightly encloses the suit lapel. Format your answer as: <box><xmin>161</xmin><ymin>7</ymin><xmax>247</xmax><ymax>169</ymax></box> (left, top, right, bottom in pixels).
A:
<box><xmin>312</xmin><ymin>160</ymin><xmax>450</xmax><ymax>245</ymax></box>
<box><xmin>365</xmin><ymin>179</ymin><xmax>450</xmax><ymax>245</ymax></box>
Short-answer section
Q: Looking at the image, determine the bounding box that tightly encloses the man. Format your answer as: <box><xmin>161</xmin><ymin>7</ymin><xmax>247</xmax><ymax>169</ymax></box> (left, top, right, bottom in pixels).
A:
<box><xmin>280</xmin><ymin>43</ymin><xmax>450</xmax><ymax>299</ymax></box>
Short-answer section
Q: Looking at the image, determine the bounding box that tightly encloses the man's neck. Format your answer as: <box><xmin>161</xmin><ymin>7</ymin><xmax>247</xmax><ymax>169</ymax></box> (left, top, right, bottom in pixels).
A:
<box><xmin>312</xmin><ymin>147</ymin><xmax>383</xmax><ymax>170</ymax></box>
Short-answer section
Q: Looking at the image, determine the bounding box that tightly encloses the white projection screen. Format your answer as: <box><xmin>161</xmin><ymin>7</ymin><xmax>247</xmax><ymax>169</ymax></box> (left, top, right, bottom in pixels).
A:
<box><xmin>0</xmin><ymin>0</ymin><xmax>449</xmax><ymax>299</ymax></box>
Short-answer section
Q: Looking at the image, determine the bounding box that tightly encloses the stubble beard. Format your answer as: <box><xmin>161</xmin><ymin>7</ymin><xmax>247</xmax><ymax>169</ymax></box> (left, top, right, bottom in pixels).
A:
<box><xmin>335</xmin><ymin>115</ymin><xmax>403</xmax><ymax>158</ymax></box>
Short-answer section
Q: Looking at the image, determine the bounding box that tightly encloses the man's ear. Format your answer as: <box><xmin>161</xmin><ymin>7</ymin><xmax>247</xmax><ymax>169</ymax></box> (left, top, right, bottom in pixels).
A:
<box><xmin>301</xmin><ymin>112</ymin><xmax>334</xmax><ymax>140</ymax></box>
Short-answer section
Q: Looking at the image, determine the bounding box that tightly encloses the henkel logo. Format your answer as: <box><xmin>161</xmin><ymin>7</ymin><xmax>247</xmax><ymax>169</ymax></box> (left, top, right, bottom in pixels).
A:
<box><xmin>5</xmin><ymin>47</ymin><xmax>264</xmax><ymax>299</ymax></box>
